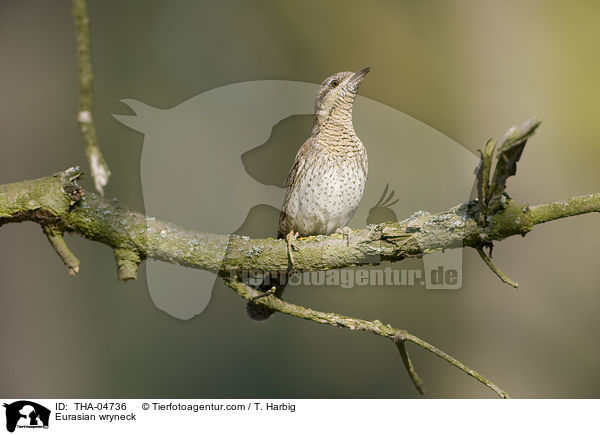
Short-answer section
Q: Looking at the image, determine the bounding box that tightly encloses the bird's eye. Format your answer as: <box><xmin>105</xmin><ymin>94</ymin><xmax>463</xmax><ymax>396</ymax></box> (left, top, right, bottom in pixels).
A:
<box><xmin>330</xmin><ymin>80</ymin><xmax>339</xmax><ymax>88</ymax></box>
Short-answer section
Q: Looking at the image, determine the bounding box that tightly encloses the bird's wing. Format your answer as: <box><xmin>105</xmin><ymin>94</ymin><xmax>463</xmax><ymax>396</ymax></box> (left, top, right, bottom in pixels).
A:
<box><xmin>277</xmin><ymin>137</ymin><xmax>315</xmax><ymax>238</ymax></box>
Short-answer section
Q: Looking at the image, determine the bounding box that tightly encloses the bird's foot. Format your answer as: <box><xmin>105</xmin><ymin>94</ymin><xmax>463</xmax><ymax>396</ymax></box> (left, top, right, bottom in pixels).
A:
<box><xmin>251</xmin><ymin>286</ymin><xmax>277</xmax><ymax>301</ymax></box>
<box><xmin>336</xmin><ymin>226</ymin><xmax>352</xmax><ymax>246</ymax></box>
<box><xmin>286</xmin><ymin>230</ymin><xmax>300</xmax><ymax>269</ymax></box>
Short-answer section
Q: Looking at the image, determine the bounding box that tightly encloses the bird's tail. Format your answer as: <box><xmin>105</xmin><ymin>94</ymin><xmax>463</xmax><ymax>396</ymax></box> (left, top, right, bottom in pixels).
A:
<box><xmin>245</xmin><ymin>278</ymin><xmax>287</xmax><ymax>321</ymax></box>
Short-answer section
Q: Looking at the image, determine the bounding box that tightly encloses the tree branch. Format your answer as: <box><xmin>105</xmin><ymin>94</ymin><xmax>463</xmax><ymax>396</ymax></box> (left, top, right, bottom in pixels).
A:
<box><xmin>42</xmin><ymin>224</ymin><xmax>80</xmax><ymax>276</ymax></box>
<box><xmin>476</xmin><ymin>246</ymin><xmax>519</xmax><ymax>288</ymax></box>
<box><xmin>1</xmin><ymin>118</ymin><xmax>598</xmax><ymax>397</ymax></box>
<box><xmin>1</xmin><ymin>167</ymin><xmax>597</xmax><ymax>276</ymax></box>
<box><xmin>72</xmin><ymin>0</ymin><xmax>111</xmax><ymax>195</ymax></box>
<box><xmin>393</xmin><ymin>333</ymin><xmax>426</xmax><ymax>395</ymax></box>
<box><xmin>0</xmin><ymin>164</ymin><xmax>598</xmax><ymax>396</ymax></box>
<box><xmin>225</xmin><ymin>278</ymin><xmax>509</xmax><ymax>397</ymax></box>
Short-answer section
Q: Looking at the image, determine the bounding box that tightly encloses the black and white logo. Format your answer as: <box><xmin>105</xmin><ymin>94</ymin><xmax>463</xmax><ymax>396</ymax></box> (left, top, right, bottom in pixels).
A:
<box><xmin>3</xmin><ymin>401</ymin><xmax>50</xmax><ymax>432</ymax></box>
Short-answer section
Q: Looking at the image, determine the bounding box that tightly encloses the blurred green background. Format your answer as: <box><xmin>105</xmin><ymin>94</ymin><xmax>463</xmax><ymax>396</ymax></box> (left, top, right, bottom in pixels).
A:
<box><xmin>1</xmin><ymin>0</ymin><xmax>599</xmax><ymax>398</ymax></box>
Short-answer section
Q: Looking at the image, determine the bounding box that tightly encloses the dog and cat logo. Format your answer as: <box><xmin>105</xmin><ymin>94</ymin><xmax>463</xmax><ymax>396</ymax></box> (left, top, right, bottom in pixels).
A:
<box><xmin>3</xmin><ymin>401</ymin><xmax>50</xmax><ymax>432</ymax></box>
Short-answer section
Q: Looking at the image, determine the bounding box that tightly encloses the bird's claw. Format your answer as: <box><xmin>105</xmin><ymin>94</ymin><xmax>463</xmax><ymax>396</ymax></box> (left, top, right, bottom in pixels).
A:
<box><xmin>286</xmin><ymin>231</ymin><xmax>300</xmax><ymax>269</ymax></box>
<box><xmin>336</xmin><ymin>226</ymin><xmax>352</xmax><ymax>246</ymax></box>
<box><xmin>251</xmin><ymin>286</ymin><xmax>277</xmax><ymax>301</ymax></box>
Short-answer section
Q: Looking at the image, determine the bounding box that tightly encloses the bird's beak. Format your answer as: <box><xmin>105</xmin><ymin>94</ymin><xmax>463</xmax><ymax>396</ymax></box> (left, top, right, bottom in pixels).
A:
<box><xmin>347</xmin><ymin>66</ymin><xmax>370</xmax><ymax>92</ymax></box>
<box><xmin>353</xmin><ymin>66</ymin><xmax>371</xmax><ymax>82</ymax></box>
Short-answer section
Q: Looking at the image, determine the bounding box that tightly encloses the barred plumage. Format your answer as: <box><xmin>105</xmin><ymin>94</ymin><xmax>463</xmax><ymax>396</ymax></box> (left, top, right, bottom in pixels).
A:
<box><xmin>247</xmin><ymin>67</ymin><xmax>370</xmax><ymax>321</ymax></box>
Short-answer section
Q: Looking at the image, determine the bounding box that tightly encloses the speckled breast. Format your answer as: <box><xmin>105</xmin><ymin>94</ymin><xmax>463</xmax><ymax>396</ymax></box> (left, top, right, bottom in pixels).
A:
<box><xmin>289</xmin><ymin>144</ymin><xmax>367</xmax><ymax>236</ymax></box>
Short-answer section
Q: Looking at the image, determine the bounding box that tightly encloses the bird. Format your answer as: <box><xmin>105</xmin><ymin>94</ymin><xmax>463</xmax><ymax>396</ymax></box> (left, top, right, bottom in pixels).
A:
<box><xmin>246</xmin><ymin>67</ymin><xmax>370</xmax><ymax>320</ymax></box>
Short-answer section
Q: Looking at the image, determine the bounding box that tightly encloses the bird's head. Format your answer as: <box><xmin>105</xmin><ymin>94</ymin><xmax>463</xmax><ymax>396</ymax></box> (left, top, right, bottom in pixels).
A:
<box><xmin>313</xmin><ymin>67</ymin><xmax>370</xmax><ymax>132</ymax></box>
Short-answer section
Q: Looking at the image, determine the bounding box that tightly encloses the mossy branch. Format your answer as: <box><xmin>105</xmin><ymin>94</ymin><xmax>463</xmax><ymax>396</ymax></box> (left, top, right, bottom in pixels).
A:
<box><xmin>2</xmin><ymin>167</ymin><xmax>597</xmax><ymax>279</ymax></box>
<box><xmin>0</xmin><ymin>121</ymin><xmax>599</xmax><ymax>397</ymax></box>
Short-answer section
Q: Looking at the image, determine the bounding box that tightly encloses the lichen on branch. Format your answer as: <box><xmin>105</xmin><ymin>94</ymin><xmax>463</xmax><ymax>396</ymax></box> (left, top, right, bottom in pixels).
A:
<box><xmin>1</xmin><ymin>119</ymin><xmax>599</xmax><ymax>397</ymax></box>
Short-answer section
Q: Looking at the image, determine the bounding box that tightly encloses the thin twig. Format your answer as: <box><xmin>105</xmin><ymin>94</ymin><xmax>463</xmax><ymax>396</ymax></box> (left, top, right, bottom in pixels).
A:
<box><xmin>476</xmin><ymin>246</ymin><xmax>519</xmax><ymax>288</ymax></box>
<box><xmin>72</xmin><ymin>0</ymin><xmax>111</xmax><ymax>195</ymax></box>
<box><xmin>225</xmin><ymin>278</ymin><xmax>510</xmax><ymax>398</ymax></box>
<box><xmin>42</xmin><ymin>226</ymin><xmax>80</xmax><ymax>276</ymax></box>
<box><xmin>402</xmin><ymin>331</ymin><xmax>510</xmax><ymax>398</ymax></box>
<box><xmin>393</xmin><ymin>332</ymin><xmax>425</xmax><ymax>394</ymax></box>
